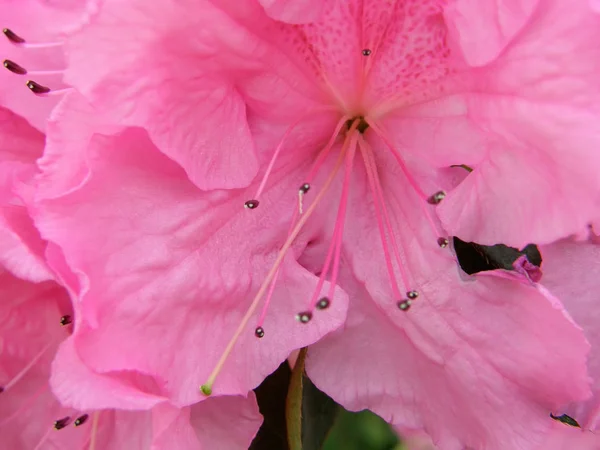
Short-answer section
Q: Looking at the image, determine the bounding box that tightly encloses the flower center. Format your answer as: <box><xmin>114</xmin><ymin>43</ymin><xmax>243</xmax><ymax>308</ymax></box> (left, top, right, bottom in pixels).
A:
<box><xmin>200</xmin><ymin>108</ymin><xmax>452</xmax><ymax>395</ymax></box>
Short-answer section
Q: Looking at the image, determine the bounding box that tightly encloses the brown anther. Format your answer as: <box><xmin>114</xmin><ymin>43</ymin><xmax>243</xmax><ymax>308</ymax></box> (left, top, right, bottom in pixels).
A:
<box><xmin>26</xmin><ymin>80</ymin><xmax>51</xmax><ymax>94</ymax></box>
<box><xmin>244</xmin><ymin>199</ymin><xmax>259</xmax><ymax>209</ymax></box>
<box><xmin>254</xmin><ymin>327</ymin><xmax>265</xmax><ymax>338</ymax></box>
<box><xmin>427</xmin><ymin>191</ymin><xmax>446</xmax><ymax>205</ymax></box>
<box><xmin>437</xmin><ymin>237</ymin><xmax>449</xmax><ymax>248</ymax></box>
<box><xmin>3</xmin><ymin>28</ymin><xmax>25</xmax><ymax>44</ymax></box>
<box><xmin>316</xmin><ymin>297</ymin><xmax>330</xmax><ymax>310</ymax></box>
<box><xmin>74</xmin><ymin>414</ymin><xmax>89</xmax><ymax>426</ymax></box>
<box><xmin>54</xmin><ymin>417</ymin><xmax>70</xmax><ymax>430</ymax></box>
<box><xmin>295</xmin><ymin>311</ymin><xmax>312</xmax><ymax>323</ymax></box>
<box><xmin>3</xmin><ymin>59</ymin><xmax>27</xmax><ymax>75</ymax></box>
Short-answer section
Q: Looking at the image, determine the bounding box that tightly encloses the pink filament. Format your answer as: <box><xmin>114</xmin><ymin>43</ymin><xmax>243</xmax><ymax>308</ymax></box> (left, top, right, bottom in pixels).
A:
<box><xmin>256</xmin><ymin>115</ymin><xmax>350</xmax><ymax>325</ymax></box>
<box><xmin>357</xmin><ymin>139</ymin><xmax>404</xmax><ymax>300</ymax></box>
<box><xmin>253</xmin><ymin>107</ymin><xmax>339</xmax><ymax>199</ymax></box>
<box><xmin>366</xmin><ymin>118</ymin><xmax>445</xmax><ymax>238</ymax></box>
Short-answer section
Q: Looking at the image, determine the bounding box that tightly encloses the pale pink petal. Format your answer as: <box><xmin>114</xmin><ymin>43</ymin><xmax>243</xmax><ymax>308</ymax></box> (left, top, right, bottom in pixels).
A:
<box><xmin>439</xmin><ymin>0</ymin><xmax>600</xmax><ymax>246</ymax></box>
<box><xmin>540</xmin><ymin>239</ymin><xmax>600</xmax><ymax>431</ymax></box>
<box><xmin>36</xmin><ymin>123</ymin><xmax>348</xmax><ymax>406</ymax></box>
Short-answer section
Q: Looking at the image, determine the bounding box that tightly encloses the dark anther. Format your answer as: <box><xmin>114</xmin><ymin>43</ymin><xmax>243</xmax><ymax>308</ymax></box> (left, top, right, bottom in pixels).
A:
<box><xmin>450</xmin><ymin>164</ymin><xmax>474</xmax><ymax>173</ymax></box>
<box><xmin>316</xmin><ymin>297</ymin><xmax>330</xmax><ymax>310</ymax></box>
<box><xmin>550</xmin><ymin>413</ymin><xmax>580</xmax><ymax>428</ymax></box>
<box><xmin>3</xmin><ymin>28</ymin><xmax>25</xmax><ymax>44</ymax></box>
<box><xmin>407</xmin><ymin>290</ymin><xmax>419</xmax><ymax>300</ymax></box>
<box><xmin>74</xmin><ymin>414</ymin><xmax>89</xmax><ymax>426</ymax></box>
<box><xmin>427</xmin><ymin>190</ymin><xmax>446</xmax><ymax>205</ymax></box>
<box><xmin>397</xmin><ymin>300</ymin><xmax>411</xmax><ymax>311</ymax></box>
<box><xmin>299</xmin><ymin>183</ymin><xmax>310</xmax><ymax>194</ymax></box>
<box><xmin>3</xmin><ymin>59</ymin><xmax>27</xmax><ymax>75</ymax></box>
<box><xmin>437</xmin><ymin>237</ymin><xmax>449</xmax><ymax>248</ymax></box>
<box><xmin>54</xmin><ymin>416</ymin><xmax>71</xmax><ymax>430</ymax></box>
<box><xmin>0</xmin><ymin>386</ymin><xmax>4</xmax><ymax>394</ymax></box>
<box><xmin>362</xmin><ymin>49</ymin><xmax>372</xmax><ymax>56</ymax></box>
<box><xmin>244</xmin><ymin>199</ymin><xmax>259</xmax><ymax>209</ymax></box>
<box><xmin>26</xmin><ymin>80</ymin><xmax>51</xmax><ymax>95</ymax></box>
<box><xmin>60</xmin><ymin>315</ymin><xmax>72</xmax><ymax>326</ymax></box>
<box><xmin>254</xmin><ymin>327</ymin><xmax>265</xmax><ymax>338</ymax></box>
<box><xmin>345</xmin><ymin>116</ymin><xmax>370</xmax><ymax>134</ymax></box>
<box><xmin>296</xmin><ymin>311</ymin><xmax>312</xmax><ymax>323</ymax></box>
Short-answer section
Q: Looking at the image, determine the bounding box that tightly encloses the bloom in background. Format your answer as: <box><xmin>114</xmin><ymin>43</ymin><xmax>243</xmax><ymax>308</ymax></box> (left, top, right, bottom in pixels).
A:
<box><xmin>0</xmin><ymin>99</ymin><xmax>263</xmax><ymax>449</ymax></box>
<box><xmin>3</xmin><ymin>0</ymin><xmax>600</xmax><ymax>449</ymax></box>
<box><xmin>0</xmin><ymin>267</ymin><xmax>262</xmax><ymax>449</ymax></box>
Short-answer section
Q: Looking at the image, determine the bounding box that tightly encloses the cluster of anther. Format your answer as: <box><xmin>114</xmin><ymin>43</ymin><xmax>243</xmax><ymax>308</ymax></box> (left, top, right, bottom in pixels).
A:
<box><xmin>2</xmin><ymin>28</ymin><xmax>52</xmax><ymax>94</ymax></box>
<box><xmin>397</xmin><ymin>290</ymin><xmax>419</xmax><ymax>311</ymax></box>
<box><xmin>295</xmin><ymin>296</ymin><xmax>330</xmax><ymax>325</ymax></box>
<box><xmin>53</xmin><ymin>414</ymin><xmax>89</xmax><ymax>430</ymax></box>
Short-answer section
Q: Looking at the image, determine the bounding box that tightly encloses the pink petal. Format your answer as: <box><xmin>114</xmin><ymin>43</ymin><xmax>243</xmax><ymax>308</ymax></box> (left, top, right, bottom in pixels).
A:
<box><xmin>257</xmin><ymin>0</ymin><xmax>330</xmax><ymax>23</ymax></box>
<box><xmin>439</xmin><ymin>0</ymin><xmax>600</xmax><ymax>246</ymax></box>
<box><xmin>36</xmin><ymin>124</ymin><xmax>348</xmax><ymax>405</ymax></box>
<box><xmin>189</xmin><ymin>394</ymin><xmax>262</xmax><ymax>449</ymax></box>
<box><xmin>305</xmin><ymin>147</ymin><xmax>591</xmax><ymax>449</ymax></box>
<box><xmin>444</xmin><ymin>0</ymin><xmax>540</xmax><ymax>66</ymax></box>
<box><xmin>0</xmin><ymin>107</ymin><xmax>53</xmax><ymax>281</ymax></box>
<box><xmin>540</xmin><ymin>238</ymin><xmax>600</xmax><ymax>431</ymax></box>
<box><xmin>63</xmin><ymin>0</ymin><xmax>268</xmax><ymax>190</ymax></box>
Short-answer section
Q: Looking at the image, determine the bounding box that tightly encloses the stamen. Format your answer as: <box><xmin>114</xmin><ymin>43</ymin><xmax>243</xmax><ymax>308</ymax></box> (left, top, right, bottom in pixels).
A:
<box><xmin>306</xmin><ymin>124</ymin><xmax>359</xmax><ymax>311</ymax></box>
<box><xmin>244</xmin><ymin>199</ymin><xmax>259</xmax><ymax>209</ymax></box>
<box><xmin>26</xmin><ymin>80</ymin><xmax>51</xmax><ymax>94</ymax></box>
<box><xmin>299</xmin><ymin>183</ymin><xmax>310</xmax><ymax>194</ymax></box>
<box><xmin>3</xmin><ymin>28</ymin><xmax>25</xmax><ymax>43</ymax></box>
<box><xmin>427</xmin><ymin>190</ymin><xmax>446</xmax><ymax>205</ymax></box>
<box><xmin>397</xmin><ymin>300</ymin><xmax>412</xmax><ymax>311</ymax></box>
<box><xmin>316</xmin><ymin>297</ymin><xmax>330</xmax><ymax>310</ymax></box>
<box><xmin>3</xmin><ymin>59</ymin><xmax>27</xmax><ymax>75</ymax></box>
<box><xmin>60</xmin><ymin>315</ymin><xmax>72</xmax><ymax>326</ymax></box>
<box><xmin>366</xmin><ymin>119</ymin><xmax>448</xmax><ymax>244</ymax></box>
<box><xmin>0</xmin><ymin>341</ymin><xmax>53</xmax><ymax>393</ymax></box>
<box><xmin>407</xmin><ymin>290</ymin><xmax>419</xmax><ymax>300</ymax></box>
<box><xmin>89</xmin><ymin>412</ymin><xmax>100</xmax><ymax>450</ymax></box>
<box><xmin>54</xmin><ymin>416</ymin><xmax>70</xmax><ymax>430</ymax></box>
<box><xmin>437</xmin><ymin>237</ymin><xmax>449</xmax><ymax>248</ymax></box>
<box><xmin>362</xmin><ymin>49</ymin><xmax>372</xmax><ymax>56</ymax></box>
<box><xmin>358</xmin><ymin>139</ymin><xmax>407</xmax><ymax>298</ymax></box>
<box><xmin>200</xmin><ymin>137</ymin><xmax>348</xmax><ymax>396</ymax></box>
<box><xmin>295</xmin><ymin>311</ymin><xmax>312</xmax><ymax>323</ymax></box>
<box><xmin>254</xmin><ymin>327</ymin><xmax>265</xmax><ymax>338</ymax></box>
<box><xmin>74</xmin><ymin>414</ymin><xmax>89</xmax><ymax>426</ymax></box>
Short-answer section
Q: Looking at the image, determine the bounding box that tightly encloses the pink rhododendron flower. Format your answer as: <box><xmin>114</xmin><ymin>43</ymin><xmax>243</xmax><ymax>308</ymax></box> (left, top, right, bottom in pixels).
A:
<box><xmin>0</xmin><ymin>268</ymin><xmax>262</xmax><ymax>449</ymax></box>
<box><xmin>7</xmin><ymin>0</ymin><xmax>599</xmax><ymax>448</ymax></box>
<box><xmin>34</xmin><ymin>92</ymin><xmax>349</xmax><ymax>406</ymax></box>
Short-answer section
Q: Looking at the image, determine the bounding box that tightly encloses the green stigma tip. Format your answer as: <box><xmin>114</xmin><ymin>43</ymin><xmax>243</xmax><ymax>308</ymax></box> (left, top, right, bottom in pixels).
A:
<box><xmin>200</xmin><ymin>384</ymin><xmax>212</xmax><ymax>396</ymax></box>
